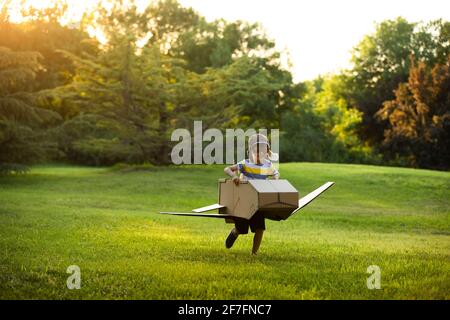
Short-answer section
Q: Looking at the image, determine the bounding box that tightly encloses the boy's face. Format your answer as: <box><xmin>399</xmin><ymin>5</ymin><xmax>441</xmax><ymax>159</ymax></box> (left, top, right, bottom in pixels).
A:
<box><xmin>250</xmin><ymin>144</ymin><xmax>268</xmax><ymax>164</ymax></box>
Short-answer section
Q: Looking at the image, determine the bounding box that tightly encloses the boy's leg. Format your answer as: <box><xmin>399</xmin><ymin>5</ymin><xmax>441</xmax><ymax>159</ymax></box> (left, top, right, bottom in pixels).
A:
<box><xmin>249</xmin><ymin>213</ymin><xmax>265</xmax><ymax>255</ymax></box>
<box><xmin>230</xmin><ymin>227</ymin><xmax>239</xmax><ymax>238</ymax></box>
<box><xmin>225</xmin><ymin>227</ymin><xmax>238</xmax><ymax>249</ymax></box>
<box><xmin>226</xmin><ymin>220</ymin><xmax>248</xmax><ymax>249</ymax></box>
<box><xmin>252</xmin><ymin>229</ymin><xmax>264</xmax><ymax>255</ymax></box>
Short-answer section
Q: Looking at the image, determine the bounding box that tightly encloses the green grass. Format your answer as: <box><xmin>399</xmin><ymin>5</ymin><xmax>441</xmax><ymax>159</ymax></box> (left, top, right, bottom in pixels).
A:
<box><xmin>0</xmin><ymin>162</ymin><xmax>449</xmax><ymax>299</ymax></box>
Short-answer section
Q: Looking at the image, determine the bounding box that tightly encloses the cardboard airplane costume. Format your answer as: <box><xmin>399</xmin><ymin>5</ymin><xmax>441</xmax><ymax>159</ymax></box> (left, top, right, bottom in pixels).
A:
<box><xmin>159</xmin><ymin>179</ymin><xmax>334</xmax><ymax>222</ymax></box>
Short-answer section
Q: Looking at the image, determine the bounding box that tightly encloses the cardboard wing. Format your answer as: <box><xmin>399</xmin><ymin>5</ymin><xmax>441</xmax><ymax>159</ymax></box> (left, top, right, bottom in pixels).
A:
<box><xmin>291</xmin><ymin>182</ymin><xmax>334</xmax><ymax>215</ymax></box>
<box><xmin>159</xmin><ymin>179</ymin><xmax>334</xmax><ymax>222</ymax></box>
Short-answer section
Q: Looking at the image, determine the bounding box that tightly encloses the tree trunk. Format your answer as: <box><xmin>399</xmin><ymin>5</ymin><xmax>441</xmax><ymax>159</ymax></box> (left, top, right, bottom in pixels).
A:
<box><xmin>157</xmin><ymin>101</ymin><xmax>169</xmax><ymax>164</ymax></box>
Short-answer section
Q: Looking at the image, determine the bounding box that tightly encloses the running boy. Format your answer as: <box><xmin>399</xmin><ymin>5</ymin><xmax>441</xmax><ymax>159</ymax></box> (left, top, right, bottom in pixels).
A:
<box><xmin>223</xmin><ymin>133</ymin><xmax>279</xmax><ymax>255</ymax></box>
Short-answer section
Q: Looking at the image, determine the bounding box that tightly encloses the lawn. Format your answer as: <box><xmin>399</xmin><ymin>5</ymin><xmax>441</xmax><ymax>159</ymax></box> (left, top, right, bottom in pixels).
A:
<box><xmin>0</xmin><ymin>162</ymin><xmax>449</xmax><ymax>299</ymax></box>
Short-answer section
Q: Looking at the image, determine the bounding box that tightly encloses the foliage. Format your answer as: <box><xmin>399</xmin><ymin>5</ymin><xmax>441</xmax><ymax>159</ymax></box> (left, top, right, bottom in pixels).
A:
<box><xmin>0</xmin><ymin>46</ymin><xmax>61</xmax><ymax>172</ymax></box>
<box><xmin>280</xmin><ymin>77</ymin><xmax>378</xmax><ymax>164</ymax></box>
<box><xmin>344</xmin><ymin>18</ymin><xmax>450</xmax><ymax>146</ymax></box>
<box><xmin>36</xmin><ymin>0</ymin><xmax>297</xmax><ymax>165</ymax></box>
<box><xmin>0</xmin><ymin>0</ymin><xmax>448</xmax><ymax>170</ymax></box>
<box><xmin>376</xmin><ymin>56</ymin><xmax>450</xmax><ymax>169</ymax></box>
<box><xmin>0</xmin><ymin>2</ymin><xmax>94</xmax><ymax>91</ymax></box>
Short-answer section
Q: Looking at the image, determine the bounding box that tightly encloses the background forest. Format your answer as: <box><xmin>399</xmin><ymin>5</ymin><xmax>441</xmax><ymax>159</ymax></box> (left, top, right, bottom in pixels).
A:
<box><xmin>0</xmin><ymin>0</ymin><xmax>449</xmax><ymax>172</ymax></box>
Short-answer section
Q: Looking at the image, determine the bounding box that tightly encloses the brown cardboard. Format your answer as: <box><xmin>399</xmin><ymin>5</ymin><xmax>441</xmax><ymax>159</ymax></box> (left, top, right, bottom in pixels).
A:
<box><xmin>218</xmin><ymin>179</ymin><xmax>299</xmax><ymax>221</ymax></box>
<box><xmin>219</xmin><ymin>180</ymin><xmax>258</xmax><ymax>220</ymax></box>
<box><xmin>233</xmin><ymin>182</ymin><xmax>258</xmax><ymax>219</ymax></box>
<box><xmin>160</xmin><ymin>180</ymin><xmax>334</xmax><ymax>222</ymax></box>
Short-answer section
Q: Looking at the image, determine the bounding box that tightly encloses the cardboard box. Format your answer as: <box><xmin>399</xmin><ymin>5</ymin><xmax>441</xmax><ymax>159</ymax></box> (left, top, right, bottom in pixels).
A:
<box><xmin>218</xmin><ymin>179</ymin><xmax>299</xmax><ymax>222</ymax></box>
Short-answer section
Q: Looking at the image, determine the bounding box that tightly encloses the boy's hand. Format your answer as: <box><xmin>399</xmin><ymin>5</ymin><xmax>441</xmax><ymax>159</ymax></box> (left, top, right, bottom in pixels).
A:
<box><xmin>232</xmin><ymin>176</ymin><xmax>240</xmax><ymax>186</ymax></box>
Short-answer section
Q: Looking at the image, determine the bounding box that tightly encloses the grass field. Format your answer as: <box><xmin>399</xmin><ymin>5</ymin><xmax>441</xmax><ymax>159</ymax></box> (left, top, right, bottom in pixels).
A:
<box><xmin>0</xmin><ymin>162</ymin><xmax>449</xmax><ymax>299</ymax></box>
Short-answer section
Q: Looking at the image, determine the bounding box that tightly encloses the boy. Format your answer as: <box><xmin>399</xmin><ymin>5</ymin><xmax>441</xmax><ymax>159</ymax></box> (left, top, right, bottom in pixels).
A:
<box><xmin>223</xmin><ymin>133</ymin><xmax>279</xmax><ymax>255</ymax></box>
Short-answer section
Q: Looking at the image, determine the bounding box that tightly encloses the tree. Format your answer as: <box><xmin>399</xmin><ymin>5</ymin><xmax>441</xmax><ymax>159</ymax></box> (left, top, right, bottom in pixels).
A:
<box><xmin>0</xmin><ymin>0</ymin><xmax>300</xmax><ymax>167</ymax></box>
<box><xmin>171</xmin><ymin>18</ymin><xmax>277</xmax><ymax>73</ymax></box>
<box><xmin>345</xmin><ymin>18</ymin><xmax>449</xmax><ymax>146</ymax></box>
<box><xmin>151</xmin><ymin>0</ymin><xmax>299</xmax><ymax>130</ymax></box>
<box><xmin>0</xmin><ymin>46</ymin><xmax>61</xmax><ymax>173</ymax></box>
<box><xmin>45</xmin><ymin>0</ymin><xmax>298</xmax><ymax>165</ymax></box>
<box><xmin>40</xmin><ymin>0</ymin><xmax>192</xmax><ymax>165</ymax></box>
<box><xmin>280</xmin><ymin>77</ymin><xmax>375</xmax><ymax>164</ymax></box>
<box><xmin>0</xmin><ymin>1</ymin><xmax>94</xmax><ymax>92</ymax></box>
<box><xmin>173</xmin><ymin>55</ymin><xmax>292</xmax><ymax>130</ymax></box>
<box><xmin>280</xmin><ymin>99</ymin><xmax>335</xmax><ymax>163</ymax></box>
<box><xmin>376</xmin><ymin>55</ymin><xmax>450</xmax><ymax>169</ymax></box>
<box><xmin>314</xmin><ymin>75</ymin><xmax>365</xmax><ymax>152</ymax></box>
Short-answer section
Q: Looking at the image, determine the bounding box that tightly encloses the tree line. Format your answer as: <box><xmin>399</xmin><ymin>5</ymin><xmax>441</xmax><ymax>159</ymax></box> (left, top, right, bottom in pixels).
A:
<box><xmin>0</xmin><ymin>0</ymin><xmax>448</xmax><ymax>173</ymax></box>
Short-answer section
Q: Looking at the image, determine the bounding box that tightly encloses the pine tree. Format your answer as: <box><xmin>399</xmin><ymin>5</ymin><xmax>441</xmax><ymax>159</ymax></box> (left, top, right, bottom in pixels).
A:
<box><xmin>0</xmin><ymin>46</ymin><xmax>61</xmax><ymax>173</ymax></box>
<box><xmin>40</xmin><ymin>0</ymin><xmax>296</xmax><ymax>165</ymax></box>
<box><xmin>43</xmin><ymin>1</ymin><xmax>187</xmax><ymax>165</ymax></box>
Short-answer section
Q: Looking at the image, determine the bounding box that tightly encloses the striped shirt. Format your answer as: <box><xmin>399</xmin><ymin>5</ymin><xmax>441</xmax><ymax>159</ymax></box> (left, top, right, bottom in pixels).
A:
<box><xmin>237</xmin><ymin>159</ymin><xmax>279</xmax><ymax>180</ymax></box>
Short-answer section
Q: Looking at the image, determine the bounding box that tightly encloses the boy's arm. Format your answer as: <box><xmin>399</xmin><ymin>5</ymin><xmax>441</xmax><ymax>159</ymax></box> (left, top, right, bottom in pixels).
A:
<box><xmin>224</xmin><ymin>164</ymin><xmax>240</xmax><ymax>185</ymax></box>
<box><xmin>273</xmin><ymin>166</ymin><xmax>280</xmax><ymax>180</ymax></box>
<box><xmin>224</xmin><ymin>164</ymin><xmax>239</xmax><ymax>177</ymax></box>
